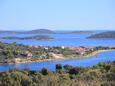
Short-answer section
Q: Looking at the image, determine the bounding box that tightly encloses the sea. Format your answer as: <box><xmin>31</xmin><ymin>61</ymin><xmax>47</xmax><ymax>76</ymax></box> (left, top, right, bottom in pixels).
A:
<box><xmin>0</xmin><ymin>31</ymin><xmax>115</xmax><ymax>70</ymax></box>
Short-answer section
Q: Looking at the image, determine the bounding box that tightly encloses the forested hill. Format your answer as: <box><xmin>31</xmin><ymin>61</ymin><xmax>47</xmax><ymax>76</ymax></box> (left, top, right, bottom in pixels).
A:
<box><xmin>88</xmin><ymin>31</ymin><xmax>115</xmax><ymax>39</ymax></box>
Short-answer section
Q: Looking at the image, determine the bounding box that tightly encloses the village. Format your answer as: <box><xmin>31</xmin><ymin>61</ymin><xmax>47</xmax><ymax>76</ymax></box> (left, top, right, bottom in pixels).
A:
<box><xmin>0</xmin><ymin>42</ymin><xmax>115</xmax><ymax>63</ymax></box>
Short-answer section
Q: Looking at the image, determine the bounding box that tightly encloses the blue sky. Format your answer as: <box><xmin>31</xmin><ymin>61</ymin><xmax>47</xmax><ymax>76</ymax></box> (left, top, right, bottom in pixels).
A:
<box><xmin>0</xmin><ymin>0</ymin><xmax>115</xmax><ymax>31</ymax></box>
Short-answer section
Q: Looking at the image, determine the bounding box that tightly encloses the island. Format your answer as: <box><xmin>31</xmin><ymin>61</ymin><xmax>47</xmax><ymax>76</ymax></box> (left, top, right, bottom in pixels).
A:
<box><xmin>0</xmin><ymin>29</ymin><xmax>97</xmax><ymax>35</ymax></box>
<box><xmin>0</xmin><ymin>42</ymin><xmax>114</xmax><ymax>63</ymax></box>
<box><xmin>0</xmin><ymin>35</ymin><xmax>55</xmax><ymax>40</ymax></box>
<box><xmin>64</xmin><ymin>31</ymin><xmax>96</xmax><ymax>34</ymax></box>
<box><xmin>0</xmin><ymin>29</ymin><xmax>55</xmax><ymax>34</ymax></box>
<box><xmin>87</xmin><ymin>31</ymin><xmax>115</xmax><ymax>39</ymax></box>
<box><xmin>23</xmin><ymin>29</ymin><xmax>55</xmax><ymax>34</ymax></box>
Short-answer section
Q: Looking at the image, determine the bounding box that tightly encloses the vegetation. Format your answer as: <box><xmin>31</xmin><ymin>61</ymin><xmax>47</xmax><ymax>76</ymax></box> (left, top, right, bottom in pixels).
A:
<box><xmin>0</xmin><ymin>61</ymin><xmax>114</xmax><ymax>86</ymax></box>
<box><xmin>0</xmin><ymin>42</ymin><xmax>114</xmax><ymax>63</ymax></box>
<box><xmin>0</xmin><ymin>42</ymin><xmax>76</xmax><ymax>59</ymax></box>
<box><xmin>88</xmin><ymin>31</ymin><xmax>115</xmax><ymax>39</ymax></box>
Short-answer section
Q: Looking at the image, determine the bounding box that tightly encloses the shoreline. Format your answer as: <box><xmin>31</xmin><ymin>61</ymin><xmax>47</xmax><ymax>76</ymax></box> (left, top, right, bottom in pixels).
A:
<box><xmin>0</xmin><ymin>49</ymin><xmax>113</xmax><ymax>64</ymax></box>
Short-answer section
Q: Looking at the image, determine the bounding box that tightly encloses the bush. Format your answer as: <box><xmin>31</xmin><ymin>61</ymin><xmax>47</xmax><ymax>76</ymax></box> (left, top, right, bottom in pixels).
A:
<box><xmin>56</xmin><ymin>64</ymin><xmax>62</xmax><ymax>70</ymax></box>
<box><xmin>69</xmin><ymin>68</ymin><xmax>79</xmax><ymax>75</ymax></box>
<box><xmin>29</xmin><ymin>70</ymin><xmax>37</xmax><ymax>75</ymax></box>
<box><xmin>41</xmin><ymin>68</ymin><xmax>49</xmax><ymax>75</ymax></box>
<box><xmin>63</xmin><ymin>64</ymin><xmax>73</xmax><ymax>71</ymax></box>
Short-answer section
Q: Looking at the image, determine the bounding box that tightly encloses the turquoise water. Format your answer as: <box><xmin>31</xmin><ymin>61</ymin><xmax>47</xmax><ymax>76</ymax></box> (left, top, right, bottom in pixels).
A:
<box><xmin>0</xmin><ymin>50</ymin><xmax>115</xmax><ymax>71</ymax></box>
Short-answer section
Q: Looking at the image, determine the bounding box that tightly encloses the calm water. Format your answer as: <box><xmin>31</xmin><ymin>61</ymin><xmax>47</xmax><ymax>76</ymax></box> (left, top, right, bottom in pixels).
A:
<box><xmin>0</xmin><ymin>33</ymin><xmax>115</xmax><ymax>70</ymax></box>
<box><xmin>0</xmin><ymin>33</ymin><xmax>115</xmax><ymax>46</ymax></box>
<box><xmin>0</xmin><ymin>50</ymin><xmax>115</xmax><ymax>71</ymax></box>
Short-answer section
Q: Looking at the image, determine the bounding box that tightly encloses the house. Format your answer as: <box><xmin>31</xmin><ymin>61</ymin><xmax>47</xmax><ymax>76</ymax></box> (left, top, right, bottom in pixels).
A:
<box><xmin>61</xmin><ymin>46</ymin><xmax>65</xmax><ymax>49</ymax></box>
<box><xmin>25</xmin><ymin>50</ymin><xmax>33</xmax><ymax>57</ymax></box>
<box><xmin>69</xmin><ymin>47</ymin><xmax>86</xmax><ymax>54</ymax></box>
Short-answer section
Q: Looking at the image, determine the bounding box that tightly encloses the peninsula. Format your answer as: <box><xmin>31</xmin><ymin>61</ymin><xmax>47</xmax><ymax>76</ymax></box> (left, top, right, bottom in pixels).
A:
<box><xmin>0</xmin><ymin>42</ymin><xmax>114</xmax><ymax>63</ymax></box>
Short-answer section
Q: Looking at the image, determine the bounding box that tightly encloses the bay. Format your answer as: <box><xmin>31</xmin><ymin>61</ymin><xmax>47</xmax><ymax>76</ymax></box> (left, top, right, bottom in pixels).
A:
<box><xmin>0</xmin><ymin>33</ymin><xmax>115</xmax><ymax>71</ymax></box>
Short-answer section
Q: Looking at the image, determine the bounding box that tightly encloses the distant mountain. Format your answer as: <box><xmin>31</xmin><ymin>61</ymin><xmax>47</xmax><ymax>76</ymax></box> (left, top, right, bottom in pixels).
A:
<box><xmin>0</xmin><ymin>29</ymin><xmax>55</xmax><ymax>34</ymax></box>
<box><xmin>88</xmin><ymin>31</ymin><xmax>115</xmax><ymax>39</ymax></box>
<box><xmin>65</xmin><ymin>31</ymin><xmax>96</xmax><ymax>34</ymax></box>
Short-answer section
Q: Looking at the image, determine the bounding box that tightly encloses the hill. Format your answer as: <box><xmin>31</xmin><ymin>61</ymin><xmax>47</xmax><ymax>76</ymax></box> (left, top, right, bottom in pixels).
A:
<box><xmin>0</xmin><ymin>29</ymin><xmax>55</xmax><ymax>34</ymax></box>
<box><xmin>25</xmin><ymin>29</ymin><xmax>55</xmax><ymax>34</ymax></box>
<box><xmin>88</xmin><ymin>31</ymin><xmax>115</xmax><ymax>39</ymax></box>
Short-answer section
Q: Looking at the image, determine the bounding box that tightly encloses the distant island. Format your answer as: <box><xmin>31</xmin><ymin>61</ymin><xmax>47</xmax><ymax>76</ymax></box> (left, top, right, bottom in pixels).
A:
<box><xmin>0</xmin><ymin>35</ymin><xmax>54</xmax><ymax>40</ymax></box>
<box><xmin>88</xmin><ymin>31</ymin><xmax>115</xmax><ymax>39</ymax></box>
<box><xmin>0</xmin><ymin>29</ymin><xmax>55</xmax><ymax>34</ymax></box>
<box><xmin>64</xmin><ymin>31</ymin><xmax>96</xmax><ymax>34</ymax></box>
<box><xmin>0</xmin><ymin>29</ymin><xmax>98</xmax><ymax>35</ymax></box>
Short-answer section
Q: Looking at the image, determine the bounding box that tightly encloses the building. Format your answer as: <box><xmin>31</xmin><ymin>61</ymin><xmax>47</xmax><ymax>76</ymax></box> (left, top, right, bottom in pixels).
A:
<box><xmin>25</xmin><ymin>50</ymin><xmax>33</xmax><ymax>57</ymax></box>
<box><xmin>69</xmin><ymin>47</ymin><xmax>86</xmax><ymax>54</ymax></box>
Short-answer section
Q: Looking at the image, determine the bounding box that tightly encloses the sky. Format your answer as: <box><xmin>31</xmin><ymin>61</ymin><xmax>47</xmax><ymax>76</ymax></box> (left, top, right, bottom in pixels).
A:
<box><xmin>0</xmin><ymin>0</ymin><xmax>115</xmax><ymax>31</ymax></box>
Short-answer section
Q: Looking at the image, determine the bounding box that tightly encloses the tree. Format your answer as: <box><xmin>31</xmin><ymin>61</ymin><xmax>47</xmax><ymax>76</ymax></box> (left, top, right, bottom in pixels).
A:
<box><xmin>56</xmin><ymin>64</ymin><xmax>62</xmax><ymax>71</ymax></box>
<box><xmin>104</xmin><ymin>65</ymin><xmax>111</xmax><ymax>72</ymax></box>
<box><xmin>7</xmin><ymin>50</ymin><xmax>15</xmax><ymax>58</ymax></box>
<box><xmin>41</xmin><ymin>68</ymin><xmax>48</xmax><ymax>75</ymax></box>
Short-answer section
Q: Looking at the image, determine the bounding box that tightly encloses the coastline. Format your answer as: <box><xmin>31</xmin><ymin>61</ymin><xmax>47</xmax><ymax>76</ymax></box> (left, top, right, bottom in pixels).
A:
<box><xmin>0</xmin><ymin>49</ymin><xmax>113</xmax><ymax>64</ymax></box>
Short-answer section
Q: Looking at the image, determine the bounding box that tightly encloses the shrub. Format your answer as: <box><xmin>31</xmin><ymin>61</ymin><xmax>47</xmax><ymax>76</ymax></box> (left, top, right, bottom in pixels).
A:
<box><xmin>69</xmin><ymin>68</ymin><xmax>79</xmax><ymax>75</ymax></box>
<box><xmin>56</xmin><ymin>64</ymin><xmax>62</xmax><ymax>70</ymax></box>
<box><xmin>41</xmin><ymin>68</ymin><xmax>49</xmax><ymax>75</ymax></box>
<box><xmin>29</xmin><ymin>70</ymin><xmax>37</xmax><ymax>75</ymax></box>
<box><xmin>63</xmin><ymin>64</ymin><xmax>73</xmax><ymax>71</ymax></box>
